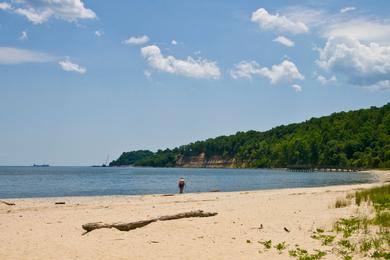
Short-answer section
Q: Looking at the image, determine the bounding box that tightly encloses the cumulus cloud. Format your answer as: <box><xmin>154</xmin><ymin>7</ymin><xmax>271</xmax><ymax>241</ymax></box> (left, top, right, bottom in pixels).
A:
<box><xmin>123</xmin><ymin>35</ymin><xmax>149</xmax><ymax>45</ymax></box>
<box><xmin>231</xmin><ymin>60</ymin><xmax>304</xmax><ymax>84</ymax></box>
<box><xmin>0</xmin><ymin>46</ymin><xmax>53</xmax><ymax>64</ymax></box>
<box><xmin>273</xmin><ymin>36</ymin><xmax>294</xmax><ymax>47</ymax></box>
<box><xmin>316</xmin><ymin>36</ymin><xmax>390</xmax><ymax>87</ymax></box>
<box><xmin>317</xmin><ymin>74</ymin><xmax>337</xmax><ymax>85</ymax></box>
<box><xmin>251</xmin><ymin>8</ymin><xmax>308</xmax><ymax>34</ymax></box>
<box><xmin>58</xmin><ymin>59</ymin><xmax>86</xmax><ymax>74</ymax></box>
<box><xmin>19</xmin><ymin>30</ymin><xmax>28</xmax><ymax>41</ymax></box>
<box><xmin>340</xmin><ymin>6</ymin><xmax>356</xmax><ymax>14</ymax></box>
<box><xmin>292</xmin><ymin>84</ymin><xmax>302</xmax><ymax>92</ymax></box>
<box><xmin>0</xmin><ymin>0</ymin><xmax>96</xmax><ymax>24</ymax></box>
<box><xmin>141</xmin><ymin>45</ymin><xmax>221</xmax><ymax>79</ymax></box>
<box><xmin>171</xmin><ymin>40</ymin><xmax>178</xmax><ymax>45</ymax></box>
<box><xmin>0</xmin><ymin>2</ymin><xmax>11</xmax><ymax>10</ymax></box>
<box><xmin>322</xmin><ymin>19</ymin><xmax>390</xmax><ymax>45</ymax></box>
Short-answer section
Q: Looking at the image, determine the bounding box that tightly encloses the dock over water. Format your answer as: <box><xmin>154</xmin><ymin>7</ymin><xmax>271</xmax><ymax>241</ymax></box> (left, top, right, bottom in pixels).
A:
<box><xmin>286</xmin><ymin>165</ymin><xmax>361</xmax><ymax>172</ymax></box>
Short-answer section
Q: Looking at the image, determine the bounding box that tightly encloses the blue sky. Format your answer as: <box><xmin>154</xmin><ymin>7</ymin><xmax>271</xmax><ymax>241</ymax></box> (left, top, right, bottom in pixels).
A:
<box><xmin>0</xmin><ymin>0</ymin><xmax>389</xmax><ymax>166</ymax></box>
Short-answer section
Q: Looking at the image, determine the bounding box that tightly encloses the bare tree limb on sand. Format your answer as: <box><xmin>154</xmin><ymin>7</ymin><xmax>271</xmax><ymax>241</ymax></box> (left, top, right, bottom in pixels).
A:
<box><xmin>0</xmin><ymin>200</ymin><xmax>15</xmax><ymax>206</ymax></box>
<box><xmin>82</xmin><ymin>210</ymin><xmax>217</xmax><ymax>234</ymax></box>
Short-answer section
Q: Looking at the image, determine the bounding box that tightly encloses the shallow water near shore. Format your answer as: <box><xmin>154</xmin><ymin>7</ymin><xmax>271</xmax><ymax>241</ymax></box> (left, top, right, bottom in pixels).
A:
<box><xmin>0</xmin><ymin>166</ymin><xmax>376</xmax><ymax>199</ymax></box>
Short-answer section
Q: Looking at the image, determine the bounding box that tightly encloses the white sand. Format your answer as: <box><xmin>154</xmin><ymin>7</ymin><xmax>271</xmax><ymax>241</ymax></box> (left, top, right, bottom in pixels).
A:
<box><xmin>0</xmin><ymin>170</ymin><xmax>389</xmax><ymax>260</ymax></box>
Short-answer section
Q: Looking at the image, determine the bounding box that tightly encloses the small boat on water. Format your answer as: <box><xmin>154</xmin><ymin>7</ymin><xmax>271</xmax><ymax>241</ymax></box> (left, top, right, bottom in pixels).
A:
<box><xmin>33</xmin><ymin>164</ymin><xmax>50</xmax><ymax>167</ymax></box>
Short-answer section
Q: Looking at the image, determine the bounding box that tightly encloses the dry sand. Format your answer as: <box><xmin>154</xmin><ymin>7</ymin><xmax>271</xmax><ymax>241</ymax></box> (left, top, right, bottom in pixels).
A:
<box><xmin>0</xmin><ymin>170</ymin><xmax>389</xmax><ymax>260</ymax></box>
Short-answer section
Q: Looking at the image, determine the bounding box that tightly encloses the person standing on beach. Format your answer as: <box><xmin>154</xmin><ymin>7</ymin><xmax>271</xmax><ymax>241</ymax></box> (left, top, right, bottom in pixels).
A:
<box><xmin>178</xmin><ymin>177</ymin><xmax>186</xmax><ymax>194</ymax></box>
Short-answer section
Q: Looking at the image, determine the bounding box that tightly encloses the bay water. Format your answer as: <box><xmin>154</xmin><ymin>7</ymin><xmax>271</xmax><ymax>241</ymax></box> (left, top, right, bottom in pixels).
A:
<box><xmin>0</xmin><ymin>166</ymin><xmax>375</xmax><ymax>199</ymax></box>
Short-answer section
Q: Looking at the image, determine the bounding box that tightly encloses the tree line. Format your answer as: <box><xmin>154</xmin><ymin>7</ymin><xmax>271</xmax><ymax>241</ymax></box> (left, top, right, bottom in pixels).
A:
<box><xmin>110</xmin><ymin>103</ymin><xmax>390</xmax><ymax>169</ymax></box>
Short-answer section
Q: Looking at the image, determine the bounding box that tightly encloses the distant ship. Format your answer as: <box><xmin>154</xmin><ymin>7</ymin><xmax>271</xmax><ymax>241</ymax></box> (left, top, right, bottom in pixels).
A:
<box><xmin>91</xmin><ymin>155</ymin><xmax>110</xmax><ymax>167</ymax></box>
<box><xmin>33</xmin><ymin>164</ymin><xmax>50</xmax><ymax>167</ymax></box>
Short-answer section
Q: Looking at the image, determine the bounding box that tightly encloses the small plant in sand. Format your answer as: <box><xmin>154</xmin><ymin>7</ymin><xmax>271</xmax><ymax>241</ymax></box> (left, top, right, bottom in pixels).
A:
<box><xmin>311</xmin><ymin>232</ymin><xmax>335</xmax><ymax>246</ymax></box>
<box><xmin>288</xmin><ymin>246</ymin><xmax>327</xmax><ymax>260</ymax></box>
<box><xmin>259</xmin><ymin>239</ymin><xmax>272</xmax><ymax>249</ymax></box>
<box><xmin>359</xmin><ymin>239</ymin><xmax>372</xmax><ymax>254</ymax></box>
<box><xmin>333</xmin><ymin>217</ymin><xmax>362</xmax><ymax>238</ymax></box>
<box><xmin>371</xmin><ymin>250</ymin><xmax>390</xmax><ymax>258</ymax></box>
<box><xmin>274</xmin><ymin>241</ymin><xmax>288</xmax><ymax>253</ymax></box>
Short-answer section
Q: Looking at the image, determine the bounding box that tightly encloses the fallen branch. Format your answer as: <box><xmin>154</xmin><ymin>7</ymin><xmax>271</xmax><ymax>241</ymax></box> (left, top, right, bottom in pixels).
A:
<box><xmin>82</xmin><ymin>210</ymin><xmax>217</xmax><ymax>234</ymax></box>
<box><xmin>0</xmin><ymin>200</ymin><xmax>15</xmax><ymax>206</ymax></box>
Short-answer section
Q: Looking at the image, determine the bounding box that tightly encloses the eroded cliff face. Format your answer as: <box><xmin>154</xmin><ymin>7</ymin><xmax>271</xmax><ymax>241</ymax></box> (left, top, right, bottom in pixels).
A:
<box><xmin>175</xmin><ymin>152</ymin><xmax>237</xmax><ymax>168</ymax></box>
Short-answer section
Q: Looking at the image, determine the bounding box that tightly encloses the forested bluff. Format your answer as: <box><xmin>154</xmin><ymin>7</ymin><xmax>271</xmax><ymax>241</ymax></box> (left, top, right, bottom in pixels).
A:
<box><xmin>110</xmin><ymin>103</ymin><xmax>390</xmax><ymax>169</ymax></box>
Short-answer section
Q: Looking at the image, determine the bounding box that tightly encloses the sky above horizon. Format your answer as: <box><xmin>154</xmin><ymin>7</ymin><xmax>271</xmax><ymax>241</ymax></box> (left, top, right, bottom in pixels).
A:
<box><xmin>1</xmin><ymin>0</ymin><xmax>390</xmax><ymax>166</ymax></box>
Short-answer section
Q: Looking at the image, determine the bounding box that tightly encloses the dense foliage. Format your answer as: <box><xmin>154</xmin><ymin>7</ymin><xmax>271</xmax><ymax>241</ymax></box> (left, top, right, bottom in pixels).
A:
<box><xmin>110</xmin><ymin>103</ymin><xmax>390</xmax><ymax>169</ymax></box>
<box><xmin>109</xmin><ymin>150</ymin><xmax>153</xmax><ymax>166</ymax></box>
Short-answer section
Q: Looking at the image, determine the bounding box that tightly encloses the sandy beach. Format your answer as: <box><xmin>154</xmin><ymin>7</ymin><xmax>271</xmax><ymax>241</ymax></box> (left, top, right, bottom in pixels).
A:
<box><xmin>1</xmin><ymin>170</ymin><xmax>389</xmax><ymax>260</ymax></box>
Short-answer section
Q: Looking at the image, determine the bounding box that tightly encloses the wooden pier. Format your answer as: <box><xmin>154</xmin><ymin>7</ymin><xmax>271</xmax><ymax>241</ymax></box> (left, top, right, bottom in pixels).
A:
<box><xmin>286</xmin><ymin>165</ymin><xmax>361</xmax><ymax>172</ymax></box>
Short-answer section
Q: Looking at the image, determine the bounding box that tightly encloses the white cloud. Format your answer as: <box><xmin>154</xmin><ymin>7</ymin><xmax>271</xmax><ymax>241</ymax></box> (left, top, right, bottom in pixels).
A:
<box><xmin>316</xmin><ymin>36</ymin><xmax>390</xmax><ymax>87</ymax></box>
<box><xmin>19</xmin><ymin>30</ymin><xmax>28</xmax><ymax>40</ymax></box>
<box><xmin>94</xmin><ymin>30</ymin><xmax>103</xmax><ymax>37</ymax></box>
<box><xmin>282</xmin><ymin>7</ymin><xmax>390</xmax><ymax>45</ymax></box>
<box><xmin>3</xmin><ymin>0</ymin><xmax>96</xmax><ymax>24</ymax></box>
<box><xmin>0</xmin><ymin>2</ymin><xmax>11</xmax><ymax>10</ymax></box>
<box><xmin>281</xmin><ymin>6</ymin><xmax>328</xmax><ymax>28</ymax></box>
<box><xmin>231</xmin><ymin>60</ymin><xmax>304</xmax><ymax>84</ymax></box>
<box><xmin>171</xmin><ymin>40</ymin><xmax>178</xmax><ymax>45</ymax></box>
<box><xmin>141</xmin><ymin>45</ymin><xmax>221</xmax><ymax>79</ymax></box>
<box><xmin>273</xmin><ymin>36</ymin><xmax>294</xmax><ymax>47</ymax></box>
<box><xmin>322</xmin><ymin>19</ymin><xmax>390</xmax><ymax>45</ymax></box>
<box><xmin>370</xmin><ymin>80</ymin><xmax>390</xmax><ymax>91</ymax></box>
<box><xmin>123</xmin><ymin>35</ymin><xmax>149</xmax><ymax>45</ymax></box>
<box><xmin>0</xmin><ymin>46</ymin><xmax>53</xmax><ymax>64</ymax></box>
<box><xmin>340</xmin><ymin>6</ymin><xmax>356</xmax><ymax>14</ymax></box>
<box><xmin>292</xmin><ymin>84</ymin><xmax>302</xmax><ymax>92</ymax></box>
<box><xmin>59</xmin><ymin>59</ymin><xmax>86</xmax><ymax>74</ymax></box>
<box><xmin>230</xmin><ymin>61</ymin><xmax>259</xmax><ymax>80</ymax></box>
<box><xmin>251</xmin><ymin>8</ymin><xmax>308</xmax><ymax>34</ymax></box>
<box><xmin>317</xmin><ymin>74</ymin><xmax>337</xmax><ymax>85</ymax></box>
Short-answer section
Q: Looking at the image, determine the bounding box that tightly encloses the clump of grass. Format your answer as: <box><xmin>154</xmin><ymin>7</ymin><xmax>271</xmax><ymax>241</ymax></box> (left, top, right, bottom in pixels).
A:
<box><xmin>346</xmin><ymin>193</ymin><xmax>355</xmax><ymax>200</ymax></box>
<box><xmin>259</xmin><ymin>240</ymin><xmax>272</xmax><ymax>249</ymax></box>
<box><xmin>355</xmin><ymin>185</ymin><xmax>390</xmax><ymax>210</ymax></box>
<box><xmin>359</xmin><ymin>239</ymin><xmax>373</xmax><ymax>253</ymax></box>
<box><xmin>311</xmin><ymin>233</ymin><xmax>335</xmax><ymax>246</ymax></box>
<box><xmin>374</xmin><ymin>211</ymin><xmax>390</xmax><ymax>228</ymax></box>
<box><xmin>334</xmin><ymin>217</ymin><xmax>359</xmax><ymax>238</ymax></box>
<box><xmin>335</xmin><ymin>198</ymin><xmax>350</xmax><ymax>208</ymax></box>
<box><xmin>371</xmin><ymin>237</ymin><xmax>384</xmax><ymax>250</ymax></box>
<box><xmin>371</xmin><ymin>250</ymin><xmax>390</xmax><ymax>258</ymax></box>
<box><xmin>288</xmin><ymin>247</ymin><xmax>326</xmax><ymax>260</ymax></box>
<box><xmin>338</xmin><ymin>239</ymin><xmax>356</xmax><ymax>252</ymax></box>
<box><xmin>274</xmin><ymin>241</ymin><xmax>287</xmax><ymax>253</ymax></box>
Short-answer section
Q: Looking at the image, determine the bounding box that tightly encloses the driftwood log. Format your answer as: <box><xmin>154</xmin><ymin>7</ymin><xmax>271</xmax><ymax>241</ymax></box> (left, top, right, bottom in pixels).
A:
<box><xmin>0</xmin><ymin>200</ymin><xmax>15</xmax><ymax>206</ymax></box>
<box><xmin>82</xmin><ymin>210</ymin><xmax>217</xmax><ymax>234</ymax></box>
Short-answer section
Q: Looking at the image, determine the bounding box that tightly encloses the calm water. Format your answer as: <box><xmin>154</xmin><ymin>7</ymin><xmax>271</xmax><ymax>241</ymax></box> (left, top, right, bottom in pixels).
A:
<box><xmin>0</xmin><ymin>166</ymin><xmax>375</xmax><ymax>199</ymax></box>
